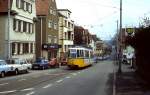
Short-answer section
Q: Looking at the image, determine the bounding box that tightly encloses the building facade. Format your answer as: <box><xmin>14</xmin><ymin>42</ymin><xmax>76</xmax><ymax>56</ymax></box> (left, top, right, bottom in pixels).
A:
<box><xmin>35</xmin><ymin>0</ymin><xmax>59</xmax><ymax>60</ymax></box>
<box><xmin>58</xmin><ymin>9</ymin><xmax>74</xmax><ymax>58</ymax></box>
<box><xmin>0</xmin><ymin>0</ymin><xmax>36</xmax><ymax>61</ymax></box>
<box><xmin>74</xmin><ymin>26</ymin><xmax>91</xmax><ymax>46</ymax></box>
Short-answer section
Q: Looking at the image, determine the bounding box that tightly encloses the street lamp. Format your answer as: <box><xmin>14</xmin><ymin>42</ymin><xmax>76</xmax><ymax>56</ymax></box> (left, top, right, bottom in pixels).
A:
<box><xmin>118</xmin><ymin>0</ymin><xmax>122</xmax><ymax>73</ymax></box>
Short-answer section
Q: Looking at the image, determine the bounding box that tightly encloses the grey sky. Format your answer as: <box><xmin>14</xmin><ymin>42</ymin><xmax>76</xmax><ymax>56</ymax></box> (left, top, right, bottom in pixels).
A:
<box><xmin>56</xmin><ymin>0</ymin><xmax>150</xmax><ymax>40</ymax></box>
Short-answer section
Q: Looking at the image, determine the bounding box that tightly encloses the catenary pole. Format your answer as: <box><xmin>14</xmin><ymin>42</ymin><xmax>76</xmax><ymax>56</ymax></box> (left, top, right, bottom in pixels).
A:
<box><xmin>118</xmin><ymin>0</ymin><xmax>122</xmax><ymax>73</ymax></box>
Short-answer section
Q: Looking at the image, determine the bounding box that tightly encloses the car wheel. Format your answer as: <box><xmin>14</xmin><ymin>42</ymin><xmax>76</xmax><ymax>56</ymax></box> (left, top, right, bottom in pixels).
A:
<box><xmin>26</xmin><ymin>69</ymin><xmax>29</xmax><ymax>73</ymax></box>
<box><xmin>1</xmin><ymin>72</ymin><xmax>5</xmax><ymax>78</ymax></box>
<box><xmin>15</xmin><ymin>69</ymin><xmax>19</xmax><ymax>75</ymax></box>
<box><xmin>42</xmin><ymin>66</ymin><xmax>45</xmax><ymax>70</ymax></box>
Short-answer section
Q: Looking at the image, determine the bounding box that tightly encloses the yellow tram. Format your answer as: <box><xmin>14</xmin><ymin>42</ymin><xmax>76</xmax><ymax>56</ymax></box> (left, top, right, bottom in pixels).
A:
<box><xmin>67</xmin><ymin>46</ymin><xmax>94</xmax><ymax>68</ymax></box>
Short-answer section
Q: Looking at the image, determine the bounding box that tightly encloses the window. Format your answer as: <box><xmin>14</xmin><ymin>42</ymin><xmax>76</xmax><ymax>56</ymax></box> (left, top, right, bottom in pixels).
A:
<box><xmin>64</xmin><ymin>20</ymin><xmax>67</xmax><ymax>27</ymax></box>
<box><xmin>23</xmin><ymin>1</ymin><xmax>26</xmax><ymax>11</ymax></box>
<box><xmin>20</xmin><ymin>0</ymin><xmax>24</xmax><ymax>9</ymax></box>
<box><xmin>16</xmin><ymin>0</ymin><xmax>20</xmax><ymax>8</ymax></box>
<box><xmin>29</xmin><ymin>4</ymin><xmax>32</xmax><ymax>13</ymax></box>
<box><xmin>48</xmin><ymin>36</ymin><xmax>52</xmax><ymax>43</ymax></box>
<box><xmin>12</xmin><ymin>43</ymin><xmax>15</xmax><ymax>55</ymax></box>
<box><xmin>54</xmin><ymin>37</ymin><xmax>57</xmax><ymax>43</ymax></box>
<box><xmin>49</xmin><ymin>8</ymin><xmax>53</xmax><ymax>14</ymax></box>
<box><xmin>13</xmin><ymin>19</ymin><xmax>16</xmax><ymax>31</ymax></box>
<box><xmin>30</xmin><ymin>23</ymin><xmax>33</xmax><ymax>33</ymax></box>
<box><xmin>48</xmin><ymin>20</ymin><xmax>53</xmax><ymax>28</ymax></box>
<box><xmin>16</xmin><ymin>0</ymin><xmax>32</xmax><ymax>13</ymax></box>
<box><xmin>26</xmin><ymin>2</ymin><xmax>29</xmax><ymax>11</ymax></box>
<box><xmin>23</xmin><ymin>43</ymin><xmax>29</xmax><ymax>54</ymax></box>
<box><xmin>30</xmin><ymin>43</ymin><xmax>33</xmax><ymax>53</ymax></box>
<box><xmin>23</xmin><ymin>21</ymin><xmax>27</xmax><ymax>32</ymax></box>
<box><xmin>18</xmin><ymin>20</ymin><xmax>21</xmax><ymax>32</ymax></box>
<box><xmin>17</xmin><ymin>43</ymin><xmax>20</xmax><ymax>54</ymax></box>
<box><xmin>54</xmin><ymin>23</ymin><xmax>57</xmax><ymax>30</ymax></box>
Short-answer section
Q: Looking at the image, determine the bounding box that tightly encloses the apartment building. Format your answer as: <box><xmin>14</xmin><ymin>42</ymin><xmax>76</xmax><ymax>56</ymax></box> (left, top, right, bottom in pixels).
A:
<box><xmin>35</xmin><ymin>0</ymin><xmax>59</xmax><ymax>60</ymax></box>
<box><xmin>58</xmin><ymin>9</ymin><xmax>74</xmax><ymax>58</ymax></box>
<box><xmin>74</xmin><ymin>26</ymin><xmax>91</xmax><ymax>46</ymax></box>
<box><xmin>0</xmin><ymin>0</ymin><xmax>36</xmax><ymax>61</ymax></box>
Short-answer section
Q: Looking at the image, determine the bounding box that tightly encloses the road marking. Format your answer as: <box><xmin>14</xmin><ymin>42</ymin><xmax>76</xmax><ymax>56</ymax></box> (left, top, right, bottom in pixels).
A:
<box><xmin>32</xmin><ymin>75</ymin><xmax>40</xmax><ymax>78</ymax></box>
<box><xmin>78</xmin><ymin>72</ymin><xmax>81</xmax><ymax>74</ymax></box>
<box><xmin>21</xmin><ymin>88</ymin><xmax>34</xmax><ymax>91</ymax></box>
<box><xmin>72</xmin><ymin>73</ymin><xmax>77</xmax><ymax>76</ymax></box>
<box><xmin>65</xmin><ymin>76</ymin><xmax>71</xmax><ymax>79</ymax></box>
<box><xmin>56</xmin><ymin>79</ymin><xmax>63</xmax><ymax>83</ymax></box>
<box><xmin>18</xmin><ymin>78</ymin><xmax>27</xmax><ymax>81</ymax></box>
<box><xmin>0</xmin><ymin>90</ymin><xmax>16</xmax><ymax>94</ymax></box>
<box><xmin>43</xmin><ymin>84</ymin><xmax>53</xmax><ymax>88</ymax></box>
<box><xmin>46</xmin><ymin>73</ymin><xmax>66</xmax><ymax>76</ymax></box>
<box><xmin>0</xmin><ymin>83</ymin><xmax>8</xmax><ymax>86</ymax></box>
<box><xmin>26</xmin><ymin>91</ymin><xmax>35</xmax><ymax>95</ymax></box>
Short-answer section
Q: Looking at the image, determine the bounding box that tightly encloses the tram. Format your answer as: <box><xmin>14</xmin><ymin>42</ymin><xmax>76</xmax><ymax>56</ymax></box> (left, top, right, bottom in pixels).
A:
<box><xmin>67</xmin><ymin>46</ymin><xmax>94</xmax><ymax>68</ymax></box>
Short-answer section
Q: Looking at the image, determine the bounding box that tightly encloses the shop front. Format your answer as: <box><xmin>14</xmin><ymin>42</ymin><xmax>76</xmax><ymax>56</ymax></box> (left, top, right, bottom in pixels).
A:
<box><xmin>42</xmin><ymin>44</ymin><xmax>61</xmax><ymax>60</ymax></box>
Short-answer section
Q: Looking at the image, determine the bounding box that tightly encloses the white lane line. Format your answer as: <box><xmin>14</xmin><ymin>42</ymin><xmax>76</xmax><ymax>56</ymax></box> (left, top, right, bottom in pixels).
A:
<box><xmin>78</xmin><ymin>72</ymin><xmax>81</xmax><ymax>74</ymax></box>
<box><xmin>43</xmin><ymin>84</ymin><xmax>53</xmax><ymax>88</ymax></box>
<box><xmin>0</xmin><ymin>83</ymin><xmax>9</xmax><ymax>86</ymax></box>
<box><xmin>26</xmin><ymin>91</ymin><xmax>35</xmax><ymax>95</ymax></box>
<box><xmin>21</xmin><ymin>88</ymin><xmax>34</xmax><ymax>91</ymax></box>
<box><xmin>0</xmin><ymin>90</ymin><xmax>16</xmax><ymax>94</ymax></box>
<box><xmin>72</xmin><ymin>73</ymin><xmax>77</xmax><ymax>76</ymax></box>
<box><xmin>18</xmin><ymin>78</ymin><xmax>27</xmax><ymax>81</ymax></box>
<box><xmin>56</xmin><ymin>79</ymin><xmax>63</xmax><ymax>83</ymax></box>
<box><xmin>65</xmin><ymin>76</ymin><xmax>71</xmax><ymax>79</ymax></box>
<box><xmin>32</xmin><ymin>75</ymin><xmax>41</xmax><ymax>78</ymax></box>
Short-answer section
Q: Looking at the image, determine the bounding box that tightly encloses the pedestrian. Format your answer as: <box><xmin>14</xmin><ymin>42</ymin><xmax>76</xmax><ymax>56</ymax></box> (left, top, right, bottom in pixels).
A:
<box><xmin>126</xmin><ymin>52</ymin><xmax>134</xmax><ymax>68</ymax></box>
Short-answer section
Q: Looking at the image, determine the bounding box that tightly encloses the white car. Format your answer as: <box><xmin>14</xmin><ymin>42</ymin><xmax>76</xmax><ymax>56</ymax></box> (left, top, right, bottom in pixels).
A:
<box><xmin>6</xmin><ymin>58</ymin><xmax>29</xmax><ymax>75</ymax></box>
<box><xmin>0</xmin><ymin>60</ymin><xmax>11</xmax><ymax>77</ymax></box>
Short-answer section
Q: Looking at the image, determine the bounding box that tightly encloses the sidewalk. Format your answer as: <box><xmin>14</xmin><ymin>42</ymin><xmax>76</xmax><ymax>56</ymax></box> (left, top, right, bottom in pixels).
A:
<box><xmin>115</xmin><ymin>63</ymin><xmax>150</xmax><ymax>95</ymax></box>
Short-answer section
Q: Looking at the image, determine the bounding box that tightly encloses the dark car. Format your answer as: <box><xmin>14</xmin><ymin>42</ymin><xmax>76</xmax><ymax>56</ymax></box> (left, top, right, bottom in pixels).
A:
<box><xmin>32</xmin><ymin>58</ymin><xmax>49</xmax><ymax>70</ymax></box>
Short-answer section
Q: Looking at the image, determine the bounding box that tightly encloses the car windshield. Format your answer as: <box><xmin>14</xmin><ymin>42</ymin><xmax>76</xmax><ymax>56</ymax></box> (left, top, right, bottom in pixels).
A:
<box><xmin>0</xmin><ymin>61</ymin><xmax>6</xmax><ymax>65</ymax></box>
<box><xmin>6</xmin><ymin>59</ymin><xmax>19</xmax><ymax>64</ymax></box>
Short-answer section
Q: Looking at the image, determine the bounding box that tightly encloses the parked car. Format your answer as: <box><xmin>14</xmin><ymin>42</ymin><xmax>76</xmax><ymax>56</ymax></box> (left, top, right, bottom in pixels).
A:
<box><xmin>6</xmin><ymin>58</ymin><xmax>29</xmax><ymax>75</ymax></box>
<box><xmin>22</xmin><ymin>60</ymin><xmax>32</xmax><ymax>70</ymax></box>
<box><xmin>32</xmin><ymin>58</ymin><xmax>49</xmax><ymax>70</ymax></box>
<box><xmin>93</xmin><ymin>57</ymin><xmax>98</xmax><ymax>63</ymax></box>
<box><xmin>0</xmin><ymin>60</ymin><xmax>11</xmax><ymax>78</ymax></box>
<box><xmin>49</xmin><ymin>58</ymin><xmax>59</xmax><ymax>68</ymax></box>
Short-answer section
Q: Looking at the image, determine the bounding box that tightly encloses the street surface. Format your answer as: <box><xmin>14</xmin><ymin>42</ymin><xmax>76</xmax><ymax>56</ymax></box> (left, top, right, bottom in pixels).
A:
<box><xmin>0</xmin><ymin>60</ymin><xmax>114</xmax><ymax>95</ymax></box>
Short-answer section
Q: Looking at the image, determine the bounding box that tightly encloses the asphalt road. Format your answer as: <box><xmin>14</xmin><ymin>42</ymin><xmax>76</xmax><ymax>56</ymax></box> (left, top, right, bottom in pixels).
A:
<box><xmin>0</xmin><ymin>60</ymin><xmax>115</xmax><ymax>95</ymax></box>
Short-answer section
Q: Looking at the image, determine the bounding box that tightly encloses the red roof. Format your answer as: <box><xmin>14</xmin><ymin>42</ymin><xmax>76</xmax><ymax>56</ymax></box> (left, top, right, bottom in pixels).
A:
<box><xmin>0</xmin><ymin>0</ymin><xmax>12</xmax><ymax>13</ymax></box>
<box><xmin>36</xmin><ymin>0</ymin><xmax>51</xmax><ymax>16</ymax></box>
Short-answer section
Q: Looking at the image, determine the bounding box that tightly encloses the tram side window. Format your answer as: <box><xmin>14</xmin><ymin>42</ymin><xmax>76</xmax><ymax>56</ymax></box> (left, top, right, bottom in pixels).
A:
<box><xmin>81</xmin><ymin>50</ymin><xmax>84</xmax><ymax>57</ymax></box>
<box><xmin>85</xmin><ymin>50</ymin><xmax>89</xmax><ymax>58</ymax></box>
<box><xmin>77</xmin><ymin>50</ymin><xmax>84</xmax><ymax>58</ymax></box>
<box><xmin>77</xmin><ymin>50</ymin><xmax>79</xmax><ymax>57</ymax></box>
<box><xmin>90</xmin><ymin>51</ymin><xmax>94</xmax><ymax>58</ymax></box>
<box><xmin>68</xmin><ymin>50</ymin><xmax>76</xmax><ymax>58</ymax></box>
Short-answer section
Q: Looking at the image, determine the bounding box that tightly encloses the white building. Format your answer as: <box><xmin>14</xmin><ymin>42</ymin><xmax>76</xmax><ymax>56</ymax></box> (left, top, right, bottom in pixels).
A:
<box><xmin>0</xmin><ymin>0</ymin><xmax>36</xmax><ymax>61</ymax></box>
<box><xmin>58</xmin><ymin>9</ymin><xmax>74</xmax><ymax>58</ymax></box>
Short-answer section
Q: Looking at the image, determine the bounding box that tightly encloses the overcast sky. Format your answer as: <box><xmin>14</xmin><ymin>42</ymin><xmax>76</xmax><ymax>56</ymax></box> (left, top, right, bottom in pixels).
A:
<box><xmin>56</xmin><ymin>0</ymin><xmax>150</xmax><ymax>40</ymax></box>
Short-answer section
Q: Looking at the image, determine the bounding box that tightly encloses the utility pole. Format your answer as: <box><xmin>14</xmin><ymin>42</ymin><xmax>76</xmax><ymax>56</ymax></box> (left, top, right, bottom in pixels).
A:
<box><xmin>118</xmin><ymin>0</ymin><xmax>122</xmax><ymax>73</ymax></box>
<box><xmin>7</xmin><ymin>0</ymin><xmax>11</xmax><ymax>59</ymax></box>
<box><xmin>116</xmin><ymin>20</ymin><xmax>119</xmax><ymax>62</ymax></box>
